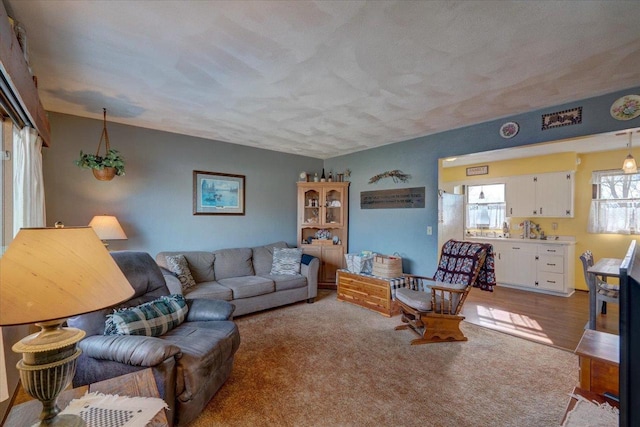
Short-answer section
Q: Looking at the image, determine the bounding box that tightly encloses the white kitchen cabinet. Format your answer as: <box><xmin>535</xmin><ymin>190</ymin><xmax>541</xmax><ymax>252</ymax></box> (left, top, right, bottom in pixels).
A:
<box><xmin>534</xmin><ymin>172</ymin><xmax>574</xmax><ymax>217</ymax></box>
<box><xmin>469</xmin><ymin>238</ymin><xmax>575</xmax><ymax>296</ymax></box>
<box><xmin>505</xmin><ymin>175</ymin><xmax>536</xmax><ymax>218</ymax></box>
<box><xmin>506</xmin><ymin>171</ymin><xmax>574</xmax><ymax>218</ymax></box>
<box><xmin>492</xmin><ymin>241</ymin><xmax>537</xmax><ymax>287</ymax></box>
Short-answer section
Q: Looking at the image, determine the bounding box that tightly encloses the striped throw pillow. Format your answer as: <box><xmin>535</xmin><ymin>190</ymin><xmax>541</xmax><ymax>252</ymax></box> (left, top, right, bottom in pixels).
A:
<box><xmin>270</xmin><ymin>247</ymin><xmax>303</xmax><ymax>275</ymax></box>
<box><xmin>104</xmin><ymin>294</ymin><xmax>188</xmax><ymax>337</ymax></box>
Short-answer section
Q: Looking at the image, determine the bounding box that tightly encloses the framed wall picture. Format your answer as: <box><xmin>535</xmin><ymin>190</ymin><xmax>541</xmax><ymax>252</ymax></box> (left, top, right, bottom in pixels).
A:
<box><xmin>541</xmin><ymin>107</ymin><xmax>582</xmax><ymax>130</ymax></box>
<box><xmin>193</xmin><ymin>170</ymin><xmax>245</xmax><ymax>215</ymax></box>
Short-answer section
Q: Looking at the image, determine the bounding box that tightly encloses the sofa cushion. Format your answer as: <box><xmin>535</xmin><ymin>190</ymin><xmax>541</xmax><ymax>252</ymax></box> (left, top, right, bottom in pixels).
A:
<box><xmin>214</xmin><ymin>247</ymin><xmax>254</xmax><ymax>280</ymax></box>
<box><xmin>270</xmin><ymin>247</ymin><xmax>303</xmax><ymax>275</ymax></box>
<box><xmin>261</xmin><ymin>274</ymin><xmax>307</xmax><ymax>292</ymax></box>
<box><xmin>111</xmin><ymin>251</ymin><xmax>169</xmax><ymax>305</ymax></box>
<box><xmin>184</xmin><ymin>281</ymin><xmax>233</xmax><ymax>301</ymax></box>
<box><xmin>158</xmin><ymin>251</ymin><xmax>215</xmax><ymax>283</ymax></box>
<box><xmin>163</xmin><ymin>321</ymin><xmax>240</xmax><ymax>405</ymax></box>
<box><xmin>252</xmin><ymin>241</ymin><xmax>288</xmax><ymax>275</ymax></box>
<box><xmin>165</xmin><ymin>254</ymin><xmax>197</xmax><ymax>291</ymax></box>
<box><xmin>104</xmin><ymin>294</ymin><xmax>188</xmax><ymax>337</ymax></box>
<box><xmin>217</xmin><ymin>276</ymin><xmax>274</xmax><ymax>299</ymax></box>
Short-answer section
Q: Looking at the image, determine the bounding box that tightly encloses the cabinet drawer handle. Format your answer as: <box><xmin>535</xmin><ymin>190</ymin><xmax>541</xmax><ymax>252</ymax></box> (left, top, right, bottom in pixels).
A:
<box><xmin>547</xmin><ymin>249</ymin><xmax>557</xmax><ymax>253</ymax></box>
<box><xmin>512</xmin><ymin>247</ymin><xmax>520</xmax><ymax>250</ymax></box>
<box><xmin>547</xmin><ymin>280</ymin><xmax>556</xmax><ymax>284</ymax></box>
<box><xmin>546</xmin><ymin>263</ymin><xmax>556</xmax><ymax>267</ymax></box>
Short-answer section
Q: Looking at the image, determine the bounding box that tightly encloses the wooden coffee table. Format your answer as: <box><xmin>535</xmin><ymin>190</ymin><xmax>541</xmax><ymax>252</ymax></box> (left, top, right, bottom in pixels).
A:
<box><xmin>6</xmin><ymin>368</ymin><xmax>168</xmax><ymax>426</ymax></box>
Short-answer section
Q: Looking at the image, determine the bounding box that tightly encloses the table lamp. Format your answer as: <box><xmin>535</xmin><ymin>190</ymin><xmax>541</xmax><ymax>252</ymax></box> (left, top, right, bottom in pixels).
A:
<box><xmin>88</xmin><ymin>215</ymin><xmax>127</xmax><ymax>248</ymax></box>
<box><xmin>0</xmin><ymin>226</ymin><xmax>134</xmax><ymax>426</ymax></box>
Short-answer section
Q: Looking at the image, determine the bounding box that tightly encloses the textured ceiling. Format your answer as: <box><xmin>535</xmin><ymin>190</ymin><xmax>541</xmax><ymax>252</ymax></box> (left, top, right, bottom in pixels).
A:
<box><xmin>6</xmin><ymin>1</ymin><xmax>640</xmax><ymax>159</ymax></box>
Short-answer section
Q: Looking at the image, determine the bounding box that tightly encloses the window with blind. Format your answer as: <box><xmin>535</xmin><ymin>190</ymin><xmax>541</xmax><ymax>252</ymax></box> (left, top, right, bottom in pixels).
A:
<box><xmin>589</xmin><ymin>169</ymin><xmax>640</xmax><ymax>234</ymax></box>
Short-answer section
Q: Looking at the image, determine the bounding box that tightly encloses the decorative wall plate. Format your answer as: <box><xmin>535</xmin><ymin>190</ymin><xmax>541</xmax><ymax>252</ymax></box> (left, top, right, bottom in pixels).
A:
<box><xmin>610</xmin><ymin>95</ymin><xmax>640</xmax><ymax>121</ymax></box>
<box><xmin>499</xmin><ymin>121</ymin><xmax>519</xmax><ymax>138</ymax></box>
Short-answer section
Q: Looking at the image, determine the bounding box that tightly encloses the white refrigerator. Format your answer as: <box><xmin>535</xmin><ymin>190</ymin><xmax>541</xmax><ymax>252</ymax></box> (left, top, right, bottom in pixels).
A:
<box><xmin>438</xmin><ymin>192</ymin><xmax>464</xmax><ymax>249</ymax></box>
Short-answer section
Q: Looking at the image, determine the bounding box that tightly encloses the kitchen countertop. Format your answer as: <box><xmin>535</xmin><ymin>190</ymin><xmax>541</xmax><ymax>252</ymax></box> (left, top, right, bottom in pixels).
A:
<box><xmin>465</xmin><ymin>235</ymin><xmax>576</xmax><ymax>245</ymax></box>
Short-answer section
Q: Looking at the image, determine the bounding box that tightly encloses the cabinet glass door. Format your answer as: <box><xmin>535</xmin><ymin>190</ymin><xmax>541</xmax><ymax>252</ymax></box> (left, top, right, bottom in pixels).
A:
<box><xmin>303</xmin><ymin>189</ymin><xmax>320</xmax><ymax>225</ymax></box>
<box><xmin>324</xmin><ymin>187</ymin><xmax>344</xmax><ymax>227</ymax></box>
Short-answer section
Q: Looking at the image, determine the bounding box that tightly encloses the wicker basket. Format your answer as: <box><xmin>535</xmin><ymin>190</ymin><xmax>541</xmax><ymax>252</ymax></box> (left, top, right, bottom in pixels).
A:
<box><xmin>372</xmin><ymin>254</ymin><xmax>403</xmax><ymax>278</ymax></box>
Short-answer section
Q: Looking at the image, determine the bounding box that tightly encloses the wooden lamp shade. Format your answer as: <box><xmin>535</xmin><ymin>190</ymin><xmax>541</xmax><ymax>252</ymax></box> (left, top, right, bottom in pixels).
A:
<box><xmin>0</xmin><ymin>226</ymin><xmax>134</xmax><ymax>326</ymax></box>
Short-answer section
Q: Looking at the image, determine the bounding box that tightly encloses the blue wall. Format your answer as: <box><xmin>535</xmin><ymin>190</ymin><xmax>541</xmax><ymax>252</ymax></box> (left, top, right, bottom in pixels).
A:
<box><xmin>43</xmin><ymin>87</ymin><xmax>640</xmax><ymax>271</ymax></box>
<box><xmin>43</xmin><ymin>113</ymin><xmax>322</xmax><ymax>256</ymax></box>
<box><xmin>325</xmin><ymin>86</ymin><xmax>640</xmax><ymax>276</ymax></box>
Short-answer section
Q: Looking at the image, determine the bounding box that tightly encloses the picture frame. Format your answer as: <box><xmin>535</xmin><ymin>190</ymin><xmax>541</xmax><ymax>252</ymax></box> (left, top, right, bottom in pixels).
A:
<box><xmin>193</xmin><ymin>170</ymin><xmax>245</xmax><ymax>215</ymax></box>
<box><xmin>541</xmin><ymin>107</ymin><xmax>582</xmax><ymax>130</ymax></box>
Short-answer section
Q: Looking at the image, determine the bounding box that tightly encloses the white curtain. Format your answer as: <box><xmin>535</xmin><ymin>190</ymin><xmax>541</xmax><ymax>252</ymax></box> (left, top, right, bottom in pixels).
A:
<box><xmin>466</xmin><ymin>203</ymin><xmax>506</xmax><ymax>229</ymax></box>
<box><xmin>13</xmin><ymin>126</ymin><xmax>46</xmax><ymax>236</ymax></box>
<box><xmin>588</xmin><ymin>169</ymin><xmax>640</xmax><ymax>234</ymax></box>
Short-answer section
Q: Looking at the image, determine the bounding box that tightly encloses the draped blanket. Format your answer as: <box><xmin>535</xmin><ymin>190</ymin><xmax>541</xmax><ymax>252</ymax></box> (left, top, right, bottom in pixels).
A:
<box><xmin>433</xmin><ymin>240</ymin><xmax>496</xmax><ymax>292</ymax></box>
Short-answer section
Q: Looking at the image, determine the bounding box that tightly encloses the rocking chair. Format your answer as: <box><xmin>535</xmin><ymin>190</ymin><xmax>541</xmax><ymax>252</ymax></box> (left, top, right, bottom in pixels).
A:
<box><xmin>395</xmin><ymin>240</ymin><xmax>495</xmax><ymax>345</ymax></box>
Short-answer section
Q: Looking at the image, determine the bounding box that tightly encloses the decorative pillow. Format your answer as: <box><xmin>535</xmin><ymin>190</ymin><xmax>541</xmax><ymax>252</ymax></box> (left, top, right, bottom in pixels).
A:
<box><xmin>270</xmin><ymin>247</ymin><xmax>303</xmax><ymax>275</ymax></box>
<box><xmin>165</xmin><ymin>254</ymin><xmax>197</xmax><ymax>291</ymax></box>
<box><xmin>104</xmin><ymin>294</ymin><xmax>188</xmax><ymax>337</ymax></box>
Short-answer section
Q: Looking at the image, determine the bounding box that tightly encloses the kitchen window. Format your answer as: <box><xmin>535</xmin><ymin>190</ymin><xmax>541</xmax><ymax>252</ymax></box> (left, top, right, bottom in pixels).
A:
<box><xmin>466</xmin><ymin>184</ymin><xmax>506</xmax><ymax>229</ymax></box>
<box><xmin>589</xmin><ymin>169</ymin><xmax>640</xmax><ymax>234</ymax></box>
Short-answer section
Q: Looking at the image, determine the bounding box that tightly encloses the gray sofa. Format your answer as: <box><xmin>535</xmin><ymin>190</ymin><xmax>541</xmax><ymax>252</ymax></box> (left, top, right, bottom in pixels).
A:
<box><xmin>156</xmin><ymin>241</ymin><xmax>319</xmax><ymax>316</ymax></box>
<box><xmin>67</xmin><ymin>251</ymin><xmax>240</xmax><ymax>427</ymax></box>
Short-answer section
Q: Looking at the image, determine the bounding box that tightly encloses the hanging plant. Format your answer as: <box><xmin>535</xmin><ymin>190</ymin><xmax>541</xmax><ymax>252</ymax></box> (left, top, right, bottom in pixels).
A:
<box><xmin>75</xmin><ymin>108</ymin><xmax>125</xmax><ymax>181</ymax></box>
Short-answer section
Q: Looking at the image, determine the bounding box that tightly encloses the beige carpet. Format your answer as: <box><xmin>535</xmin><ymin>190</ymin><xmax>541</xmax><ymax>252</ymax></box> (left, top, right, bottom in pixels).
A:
<box><xmin>190</xmin><ymin>290</ymin><xmax>578</xmax><ymax>426</ymax></box>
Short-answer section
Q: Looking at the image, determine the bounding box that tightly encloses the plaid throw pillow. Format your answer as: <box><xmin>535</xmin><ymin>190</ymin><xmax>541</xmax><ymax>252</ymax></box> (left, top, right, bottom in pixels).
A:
<box><xmin>104</xmin><ymin>294</ymin><xmax>188</xmax><ymax>337</ymax></box>
<box><xmin>165</xmin><ymin>254</ymin><xmax>197</xmax><ymax>291</ymax></box>
<box><xmin>270</xmin><ymin>247</ymin><xmax>303</xmax><ymax>275</ymax></box>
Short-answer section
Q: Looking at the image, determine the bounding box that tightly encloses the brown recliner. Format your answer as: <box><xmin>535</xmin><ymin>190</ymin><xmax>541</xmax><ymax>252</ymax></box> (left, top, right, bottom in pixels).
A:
<box><xmin>67</xmin><ymin>251</ymin><xmax>240</xmax><ymax>426</ymax></box>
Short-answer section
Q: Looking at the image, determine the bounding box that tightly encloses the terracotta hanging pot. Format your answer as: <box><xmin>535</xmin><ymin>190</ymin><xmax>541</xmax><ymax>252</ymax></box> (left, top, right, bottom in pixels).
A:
<box><xmin>75</xmin><ymin>108</ymin><xmax>126</xmax><ymax>180</ymax></box>
<box><xmin>92</xmin><ymin>167</ymin><xmax>117</xmax><ymax>181</ymax></box>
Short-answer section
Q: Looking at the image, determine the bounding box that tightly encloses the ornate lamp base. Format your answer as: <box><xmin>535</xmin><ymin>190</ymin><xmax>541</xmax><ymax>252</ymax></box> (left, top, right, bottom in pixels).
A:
<box><xmin>13</xmin><ymin>320</ymin><xmax>86</xmax><ymax>426</ymax></box>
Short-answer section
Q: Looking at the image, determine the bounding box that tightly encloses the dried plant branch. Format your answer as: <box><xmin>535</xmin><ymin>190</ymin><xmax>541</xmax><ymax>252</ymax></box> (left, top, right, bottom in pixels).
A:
<box><xmin>368</xmin><ymin>169</ymin><xmax>411</xmax><ymax>184</ymax></box>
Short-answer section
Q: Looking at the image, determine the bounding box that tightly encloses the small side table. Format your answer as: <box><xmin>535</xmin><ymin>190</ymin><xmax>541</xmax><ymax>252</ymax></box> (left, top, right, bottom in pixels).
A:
<box><xmin>6</xmin><ymin>368</ymin><xmax>168</xmax><ymax>426</ymax></box>
<box><xmin>575</xmin><ymin>329</ymin><xmax>619</xmax><ymax>396</ymax></box>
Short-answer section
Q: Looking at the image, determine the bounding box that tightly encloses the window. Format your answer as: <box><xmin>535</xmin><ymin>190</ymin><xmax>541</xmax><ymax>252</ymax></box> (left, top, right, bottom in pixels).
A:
<box><xmin>466</xmin><ymin>184</ymin><xmax>506</xmax><ymax>229</ymax></box>
<box><xmin>589</xmin><ymin>170</ymin><xmax>640</xmax><ymax>234</ymax></box>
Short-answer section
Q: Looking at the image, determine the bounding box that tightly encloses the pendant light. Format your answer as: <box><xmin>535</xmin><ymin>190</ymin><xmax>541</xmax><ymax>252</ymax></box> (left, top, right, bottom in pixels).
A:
<box><xmin>479</xmin><ymin>186</ymin><xmax>485</xmax><ymax>200</ymax></box>
<box><xmin>622</xmin><ymin>131</ymin><xmax>638</xmax><ymax>174</ymax></box>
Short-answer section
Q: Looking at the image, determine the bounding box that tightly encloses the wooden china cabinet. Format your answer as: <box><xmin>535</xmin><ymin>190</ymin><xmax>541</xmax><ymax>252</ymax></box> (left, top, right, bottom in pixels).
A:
<box><xmin>297</xmin><ymin>181</ymin><xmax>349</xmax><ymax>288</ymax></box>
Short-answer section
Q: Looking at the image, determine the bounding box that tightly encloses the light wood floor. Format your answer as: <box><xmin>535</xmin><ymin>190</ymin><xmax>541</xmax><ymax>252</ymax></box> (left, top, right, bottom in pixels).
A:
<box><xmin>463</xmin><ymin>286</ymin><xmax>618</xmax><ymax>351</ymax></box>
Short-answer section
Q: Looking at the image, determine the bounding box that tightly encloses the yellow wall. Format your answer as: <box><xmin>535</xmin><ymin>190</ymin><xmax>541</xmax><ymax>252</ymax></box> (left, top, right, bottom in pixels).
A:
<box><xmin>440</xmin><ymin>148</ymin><xmax>636</xmax><ymax>291</ymax></box>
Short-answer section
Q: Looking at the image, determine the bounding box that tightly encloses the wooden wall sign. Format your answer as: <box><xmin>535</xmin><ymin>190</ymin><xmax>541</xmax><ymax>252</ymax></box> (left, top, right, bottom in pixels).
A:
<box><xmin>466</xmin><ymin>165</ymin><xmax>489</xmax><ymax>176</ymax></box>
<box><xmin>360</xmin><ymin>187</ymin><xmax>425</xmax><ymax>209</ymax></box>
